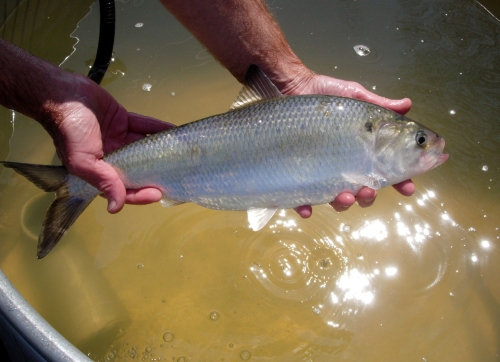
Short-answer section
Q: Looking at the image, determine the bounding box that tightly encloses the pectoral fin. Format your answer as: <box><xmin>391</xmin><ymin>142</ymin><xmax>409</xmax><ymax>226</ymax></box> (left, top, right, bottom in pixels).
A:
<box><xmin>247</xmin><ymin>207</ymin><xmax>277</xmax><ymax>231</ymax></box>
<box><xmin>160</xmin><ymin>198</ymin><xmax>185</xmax><ymax>208</ymax></box>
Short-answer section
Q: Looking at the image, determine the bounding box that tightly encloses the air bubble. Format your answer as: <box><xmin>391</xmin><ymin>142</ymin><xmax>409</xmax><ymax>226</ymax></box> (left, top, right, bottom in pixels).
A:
<box><xmin>240</xmin><ymin>350</ymin><xmax>252</xmax><ymax>360</ymax></box>
<box><xmin>210</xmin><ymin>311</ymin><xmax>220</xmax><ymax>321</ymax></box>
<box><xmin>354</xmin><ymin>45</ymin><xmax>371</xmax><ymax>56</ymax></box>
<box><xmin>162</xmin><ymin>332</ymin><xmax>174</xmax><ymax>342</ymax></box>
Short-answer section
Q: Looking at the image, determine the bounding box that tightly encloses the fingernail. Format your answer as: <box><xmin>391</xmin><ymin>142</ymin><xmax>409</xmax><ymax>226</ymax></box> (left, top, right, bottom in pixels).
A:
<box><xmin>107</xmin><ymin>199</ymin><xmax>117</xmax><ymax>213</ymax></box>
<box><xmin>359</xmin><ymin>198</ymin><xmax>375</xmax><ymax>208</ymax></box>
<box><xmin>332</xmin><ymin>204</ymin><xmax>350</xmax><ymax>212</ymax></box>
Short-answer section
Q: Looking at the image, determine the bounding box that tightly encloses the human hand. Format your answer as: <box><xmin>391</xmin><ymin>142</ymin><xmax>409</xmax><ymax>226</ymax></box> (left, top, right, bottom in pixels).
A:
<box><xmin>280</xmin><ymin>71</ymin><xmax>415</xmax><ymax>217</ymax></box>
<box><xmin>0</xmin><ymin>39</ymin><xmax>175</xmax><ymax>213</ymax></box>
<box><xmin>48</xmin><ymin>73</ymin><xmax>174</xmax><ymax>213</ymax></box>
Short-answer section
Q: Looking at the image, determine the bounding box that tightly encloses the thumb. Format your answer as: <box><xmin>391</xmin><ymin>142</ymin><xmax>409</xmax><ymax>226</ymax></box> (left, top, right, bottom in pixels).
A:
<box><xmin>69</xmin><ymin>158</ymin><xmax>127</xmax><ymax>214</ymax></box>
<box><xmin>93</xmin><ymin>160</ymin><xmax>126</xmax><ymax>213</ymax></box>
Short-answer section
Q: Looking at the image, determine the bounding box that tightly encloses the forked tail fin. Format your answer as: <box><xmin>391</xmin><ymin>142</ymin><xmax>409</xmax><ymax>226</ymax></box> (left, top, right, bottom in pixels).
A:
<box><xmin>1</xmin><ymin>161</ymin><xmax>95</xmax><ymax>259</ymax></box>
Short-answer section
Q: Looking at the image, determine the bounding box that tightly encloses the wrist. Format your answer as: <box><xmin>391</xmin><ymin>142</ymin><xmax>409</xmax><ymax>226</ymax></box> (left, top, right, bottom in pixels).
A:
<box><xmin>36</xmin><ymin>70</ymin><xmax>85</xmax><ymax>139</ymax></box>
<box><xmin>269</xmin><ymin>62</ymin><xmax>315</xmax><ymax>95</ymax></box>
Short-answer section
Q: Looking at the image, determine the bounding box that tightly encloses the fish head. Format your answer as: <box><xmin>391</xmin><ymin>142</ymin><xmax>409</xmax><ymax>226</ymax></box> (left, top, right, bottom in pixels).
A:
<box><xmin>372</xmin><ymin>118</ymin><xmax>448</xmax><ymax>185</ymax></box>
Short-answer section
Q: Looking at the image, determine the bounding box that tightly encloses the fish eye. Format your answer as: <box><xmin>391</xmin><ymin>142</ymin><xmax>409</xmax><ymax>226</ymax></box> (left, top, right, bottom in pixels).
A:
<box><xmin>415</xmin><ymin>130</ymin><xmax>428</xmax><ymax>147</ymax></box>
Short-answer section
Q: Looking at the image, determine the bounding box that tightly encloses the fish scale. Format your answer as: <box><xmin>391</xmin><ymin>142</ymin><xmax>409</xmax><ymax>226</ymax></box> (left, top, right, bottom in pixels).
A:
<box><xmin>97</xmin><ymin>96</ymin><xmax>380</xmax><ymax>210</ymax></box>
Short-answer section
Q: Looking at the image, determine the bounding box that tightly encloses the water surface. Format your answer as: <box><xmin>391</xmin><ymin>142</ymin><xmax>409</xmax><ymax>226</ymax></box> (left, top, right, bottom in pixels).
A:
<box><xmin>1</xmin><ymin>0</ymin><xmax>499</xmax><ymax>361</ymax></box>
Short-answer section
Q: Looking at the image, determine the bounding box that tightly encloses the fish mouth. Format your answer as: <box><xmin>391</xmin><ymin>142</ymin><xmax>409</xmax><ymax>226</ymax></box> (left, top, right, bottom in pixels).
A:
<box><xmin>426</xmin><ymin>138</ymin><xmax>448</xmax><ymax>170</ymax></box>
<box><xmin>432</xmin><ymin>153</ymin><xmax>449</xmax><ymax>168</ymax></box>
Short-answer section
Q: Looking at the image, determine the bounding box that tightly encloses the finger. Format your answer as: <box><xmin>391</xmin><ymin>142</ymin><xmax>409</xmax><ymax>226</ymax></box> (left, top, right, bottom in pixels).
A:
<box><xmin>350</xmin><ymin>85</ymin><xmax>412</xmax><ymax>115</ymax></box>
<box><xmin>67</xmin><ymin>157</ymin><xmax>126</xmax><ymax>214</ymax></box>
<box><xmin>294</xmin><ymin>205</ymin><xmax>312</xmax><ymax>218</ymax></box>
<box><xmin>128</xmin><ymin>113</ymin><xmax>176</xmax><ymax>135</ymax></box>
<box><xmin>314</xmin><ymin>76</ymin><xmax>412</xmax><ymax>115</ymax></box>
<box><xmin>392</xmin><ymin>179</ymin><xmax>415</xmax><ymax>196</ymax></box>
<box><xmin>124</xmin><ymin>187</ymin><xmax>163</xmax><ymax>205</ymax></box>
<box><xmin>356</xmin><ymin>187</ymin><xmax>377</xmax><ymax>208</ymax></box>
<box><xmin>385</xmin><ymin>98</ymin><xmax>412</xmax><ymax>115</ymax></box>
<box><xmin>330</xmin><ymin>192</ymin><xmax>356</xmax><ymax>212</ymax></box>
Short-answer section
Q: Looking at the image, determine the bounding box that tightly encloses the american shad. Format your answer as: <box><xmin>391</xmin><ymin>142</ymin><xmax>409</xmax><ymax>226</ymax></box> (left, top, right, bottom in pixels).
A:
<box><xmin>1</xmin><ymin>66</ymin><xmax>448</xmax><ymax>258</ymax></box>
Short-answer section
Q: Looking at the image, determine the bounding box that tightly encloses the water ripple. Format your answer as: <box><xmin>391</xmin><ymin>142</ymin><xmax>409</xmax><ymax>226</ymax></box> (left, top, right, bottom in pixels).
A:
<box><xmin>243</xmin><ymin>210</ymin><xmax>347</xmax><ymax>303</ymax></box>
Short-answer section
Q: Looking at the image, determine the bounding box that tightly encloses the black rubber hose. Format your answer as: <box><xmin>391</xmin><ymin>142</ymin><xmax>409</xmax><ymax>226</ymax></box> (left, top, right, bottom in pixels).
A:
<box><xmin>87</xmin><ymin>0</ymin><xmax>115</xmax><ymax>85</ymax></box>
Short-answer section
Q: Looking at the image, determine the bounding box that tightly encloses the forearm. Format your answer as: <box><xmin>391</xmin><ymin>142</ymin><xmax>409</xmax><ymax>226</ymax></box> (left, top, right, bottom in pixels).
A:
<box><xmin>160</xmin><ymin>0</ymin><xmax>312</xmax><ymax>92</ymax></box>
<box><xmin>0</xmin><ymin>39</ymin><xmax>79</xmax><ymax>133</ymax></box>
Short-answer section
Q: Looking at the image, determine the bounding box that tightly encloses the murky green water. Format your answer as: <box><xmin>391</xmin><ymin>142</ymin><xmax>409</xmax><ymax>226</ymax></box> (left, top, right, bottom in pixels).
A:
<box><xmin>1</xmin><ymin>0</ymin><xmax>500</xmax><ymax>361</ymax></box>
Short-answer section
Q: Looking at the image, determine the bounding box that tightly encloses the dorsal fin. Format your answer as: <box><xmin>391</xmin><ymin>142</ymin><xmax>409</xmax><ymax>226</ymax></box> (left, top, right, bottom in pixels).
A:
<box><xmin>230</xmin><ymin>65</ymin><xmax>284</xmax><ymax>110</ymax></box>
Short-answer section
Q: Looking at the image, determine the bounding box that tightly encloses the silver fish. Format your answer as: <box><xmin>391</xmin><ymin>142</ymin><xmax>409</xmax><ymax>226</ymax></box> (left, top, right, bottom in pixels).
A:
<box><xmin>1</xmin><ymin>66</ymin><xmax>448</xmax><ymax>258</ymax></box>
